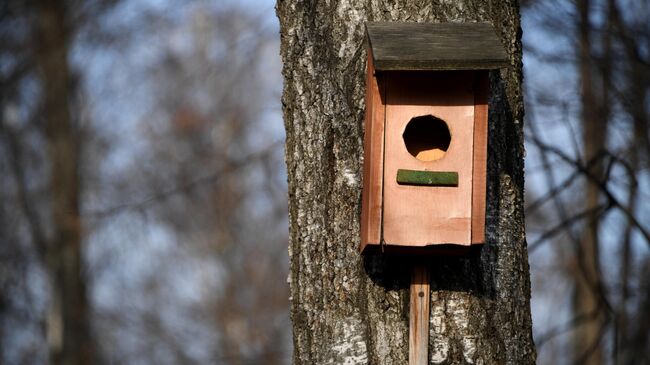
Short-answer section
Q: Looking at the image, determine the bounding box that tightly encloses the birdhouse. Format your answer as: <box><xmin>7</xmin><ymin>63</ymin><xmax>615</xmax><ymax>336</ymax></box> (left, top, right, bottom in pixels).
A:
<box><xmin>360</xmin><ymin>22</ymin><xmax>509</xmax><ymax>254</ymax></box>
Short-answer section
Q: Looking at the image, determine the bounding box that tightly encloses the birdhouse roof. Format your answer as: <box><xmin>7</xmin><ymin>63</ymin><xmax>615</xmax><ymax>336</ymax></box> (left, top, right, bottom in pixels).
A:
<box><xmin>365</xmin><ymin>22</ymin><xmax>509</xmax><ymax>71</ymax></box>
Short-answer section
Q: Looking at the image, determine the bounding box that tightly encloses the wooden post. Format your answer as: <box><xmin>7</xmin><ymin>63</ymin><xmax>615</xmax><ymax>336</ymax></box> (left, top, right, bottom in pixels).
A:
<box><xmin>409</xmin><ymin>264</ymin><xmax>430</xmax><ymax>365</ymax></box>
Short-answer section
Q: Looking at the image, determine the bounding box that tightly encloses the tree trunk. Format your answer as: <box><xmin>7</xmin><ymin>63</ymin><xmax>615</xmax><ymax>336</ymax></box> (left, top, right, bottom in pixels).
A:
<box><xmin>35</xmin><ymin>1</ymin><xmax>94</xmax><ymax>364</ymax></box>
<box><xmin>277</xmin><ymin>1</ymin><xmax>535</xmax><ymax>364</ymax></box>
<box><xmin>572</xmin><ymin>0</ymin><xmax>606</xmax><ymax>363</ymax></box>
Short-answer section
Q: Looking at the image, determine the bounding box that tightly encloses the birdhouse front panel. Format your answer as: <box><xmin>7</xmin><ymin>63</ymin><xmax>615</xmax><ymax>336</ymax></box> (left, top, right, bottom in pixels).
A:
<box><xmin>382</xmin><ymin>71</ymin><xmax>476</xmax><ymax>246</ymax></box>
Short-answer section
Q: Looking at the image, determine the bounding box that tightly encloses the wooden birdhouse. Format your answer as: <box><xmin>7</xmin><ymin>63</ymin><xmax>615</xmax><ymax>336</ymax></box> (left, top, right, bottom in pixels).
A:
<box><xmin>360</xmin><ymin>22</ymin><xmax>509</xmax><ymax>254</ymax></box>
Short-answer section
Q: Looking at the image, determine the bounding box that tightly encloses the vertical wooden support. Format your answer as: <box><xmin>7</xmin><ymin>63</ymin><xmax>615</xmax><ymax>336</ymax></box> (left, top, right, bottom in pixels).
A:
<box><xmin>409</xmin><ymin>264</ymin><xmax>430</xmax><ymax>365</ymax></box>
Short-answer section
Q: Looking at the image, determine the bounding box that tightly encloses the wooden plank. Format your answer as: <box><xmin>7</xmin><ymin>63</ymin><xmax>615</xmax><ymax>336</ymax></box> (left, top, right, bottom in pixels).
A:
<box><xmin>409</xmin><ymin>264</ymin><xmax>430</xmax><ymax>365</ymax></box>
<box><xmin>396</xmin><ymin>169</ymin><xmax>458</xmax><ymax>187</ymax></box>
<box><xmin>382</xmin><ymin>71</ymin><xmax>474</xmax><ymax>246</ymax></box>
<box><xmin>471</xmin><ymin>72</ymin><xmax>488</xmax><ymax>244</ymax></box>
<box><xmin>359</xmin><ymin>50</ymin><xmax>386</xmax><ymax>252</ymax></box>
<box><xmin>365</xmin><ymin>22</ymin><xmax>509</xmax><ymax>71</ymax></box>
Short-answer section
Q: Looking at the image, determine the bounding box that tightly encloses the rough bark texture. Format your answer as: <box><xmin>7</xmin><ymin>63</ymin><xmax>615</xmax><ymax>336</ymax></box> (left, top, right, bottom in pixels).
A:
<box><xmin>276</xmin><ymin>1</ymin><xmax>535</xmax><ymax>364</ymax></box>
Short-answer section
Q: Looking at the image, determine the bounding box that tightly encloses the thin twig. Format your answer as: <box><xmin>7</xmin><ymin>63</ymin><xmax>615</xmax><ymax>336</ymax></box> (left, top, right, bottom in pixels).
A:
<box><xmin>528</xmin><ymin>203</ymin><xmax>610</xmax><ymax>253</ymax></box>
<box><xmin>527</xmin><ymin>134</ymin><xmax>650</xmax><ymax>246</ymax></box>
<box><xmin>83</xmin><ymin>140</ymin><xmax>283</xmax><ymax>219</ymax></box>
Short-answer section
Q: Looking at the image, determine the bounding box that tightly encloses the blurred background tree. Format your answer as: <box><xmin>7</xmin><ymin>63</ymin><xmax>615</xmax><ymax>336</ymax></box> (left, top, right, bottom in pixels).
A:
<box><xmin>1</xmin><ymin>1</ymin><xmax>287</xmax><ymax>364</ymax></box>
<box><xmin>0</xmin><ymin>0</ymin><xmax>648</xmax><ymax>364</ymax></box>
<box><xmin>523</xmin><ymin>0</ymin><xmax>650</xmax><ymax>364</ymax></box>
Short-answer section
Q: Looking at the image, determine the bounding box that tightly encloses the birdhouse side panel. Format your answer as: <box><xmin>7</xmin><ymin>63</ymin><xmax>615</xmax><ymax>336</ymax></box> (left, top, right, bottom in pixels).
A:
<box><xmin>471</xmin><ymin>72</ymin><xmax>489</xmax><ymax>244</ymax></box>
<box><xmin>359</xmin><ymin>52</ymin><xmax>386</xmax><ymax>252</ymax></box>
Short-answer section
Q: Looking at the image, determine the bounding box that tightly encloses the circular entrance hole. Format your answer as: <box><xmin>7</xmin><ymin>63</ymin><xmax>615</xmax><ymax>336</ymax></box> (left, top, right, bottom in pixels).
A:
<box><xmin>402</xmin><ymin>115</ymin><xmax>451</xmax><ymax>162</ymax></box>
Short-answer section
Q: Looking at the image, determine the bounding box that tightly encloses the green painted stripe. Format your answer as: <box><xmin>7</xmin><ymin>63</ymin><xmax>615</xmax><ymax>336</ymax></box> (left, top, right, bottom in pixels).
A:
<box><xmin>396</xmin><ymin>169</ymin><xmax>458</xmax><ymax>187</ymax></box>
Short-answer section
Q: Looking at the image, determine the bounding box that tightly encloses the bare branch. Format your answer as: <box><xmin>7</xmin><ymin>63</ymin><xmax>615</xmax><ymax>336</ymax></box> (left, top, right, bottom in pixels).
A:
<box><xmin>527</xmin><ymin>134</ymin><xmax>650</xmax><ymax>246</ymax></box>
<box><xmin>82</xmin><ymin>140</ymin><xmax>283</xmax><ymax>219</ymax></box>
<box><xmin>528</xmin><ymin>203</ymin><xmax>611</xmax><ymax>253</ymax></box>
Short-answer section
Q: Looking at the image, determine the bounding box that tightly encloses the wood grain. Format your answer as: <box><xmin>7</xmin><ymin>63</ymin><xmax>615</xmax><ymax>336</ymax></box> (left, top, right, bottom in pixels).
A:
<box><xmin>471</xmin><ymin>72</ymin><xmax>488</xmax><ymax>244</ymax></box>
<box><xmin>409</xmin><ymin>264</ymin><xmax>430</xmax><ymax>365</ymax></box>
<box><xmin>366</xmin><ymin>22</ymin><xmax>509</xmax><ymax>71</ymax></box>
<box><xmin>359</xmin><ymin>50</ymin><xmax>386</xmax><ymax>252</ymax></box>
<box><xmin>382</xmin><ymin>71</ymin><xmax>475</xmax><ymax>246</ymax></box>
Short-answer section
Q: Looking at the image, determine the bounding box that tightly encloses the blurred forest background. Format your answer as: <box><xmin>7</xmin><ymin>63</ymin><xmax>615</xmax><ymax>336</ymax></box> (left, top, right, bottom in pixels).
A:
<box><xmin>0</xmin><ymin>0</ymin><xmax>648</xmax><ymax>364</ymax></box>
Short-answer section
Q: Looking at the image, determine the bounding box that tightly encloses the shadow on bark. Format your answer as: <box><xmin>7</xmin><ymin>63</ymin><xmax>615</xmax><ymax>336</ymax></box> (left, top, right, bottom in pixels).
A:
<box><xmin>362</xmin><ymin>252</ymin><xmax>493</xmax><ymax>300</ymax></box>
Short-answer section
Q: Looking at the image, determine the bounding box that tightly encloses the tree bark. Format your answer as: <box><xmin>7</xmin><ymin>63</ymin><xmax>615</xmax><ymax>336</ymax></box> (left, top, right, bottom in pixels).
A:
<box><xmin>277</xmin><ymin>1</ymin><xmax>535</xmax><ymax>364</ymax></box>
<box><xmin>35</xmin><ymin>1</ymin><xmax>94</xmax><ymax>364</ymax></box>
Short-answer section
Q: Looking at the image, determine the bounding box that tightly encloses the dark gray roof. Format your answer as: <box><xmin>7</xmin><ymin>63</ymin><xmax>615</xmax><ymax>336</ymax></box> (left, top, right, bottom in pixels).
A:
<box><xmin>365</xmin><ymin>22</ymin><xmax>509</xmax><ymax>71</ymax></box>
